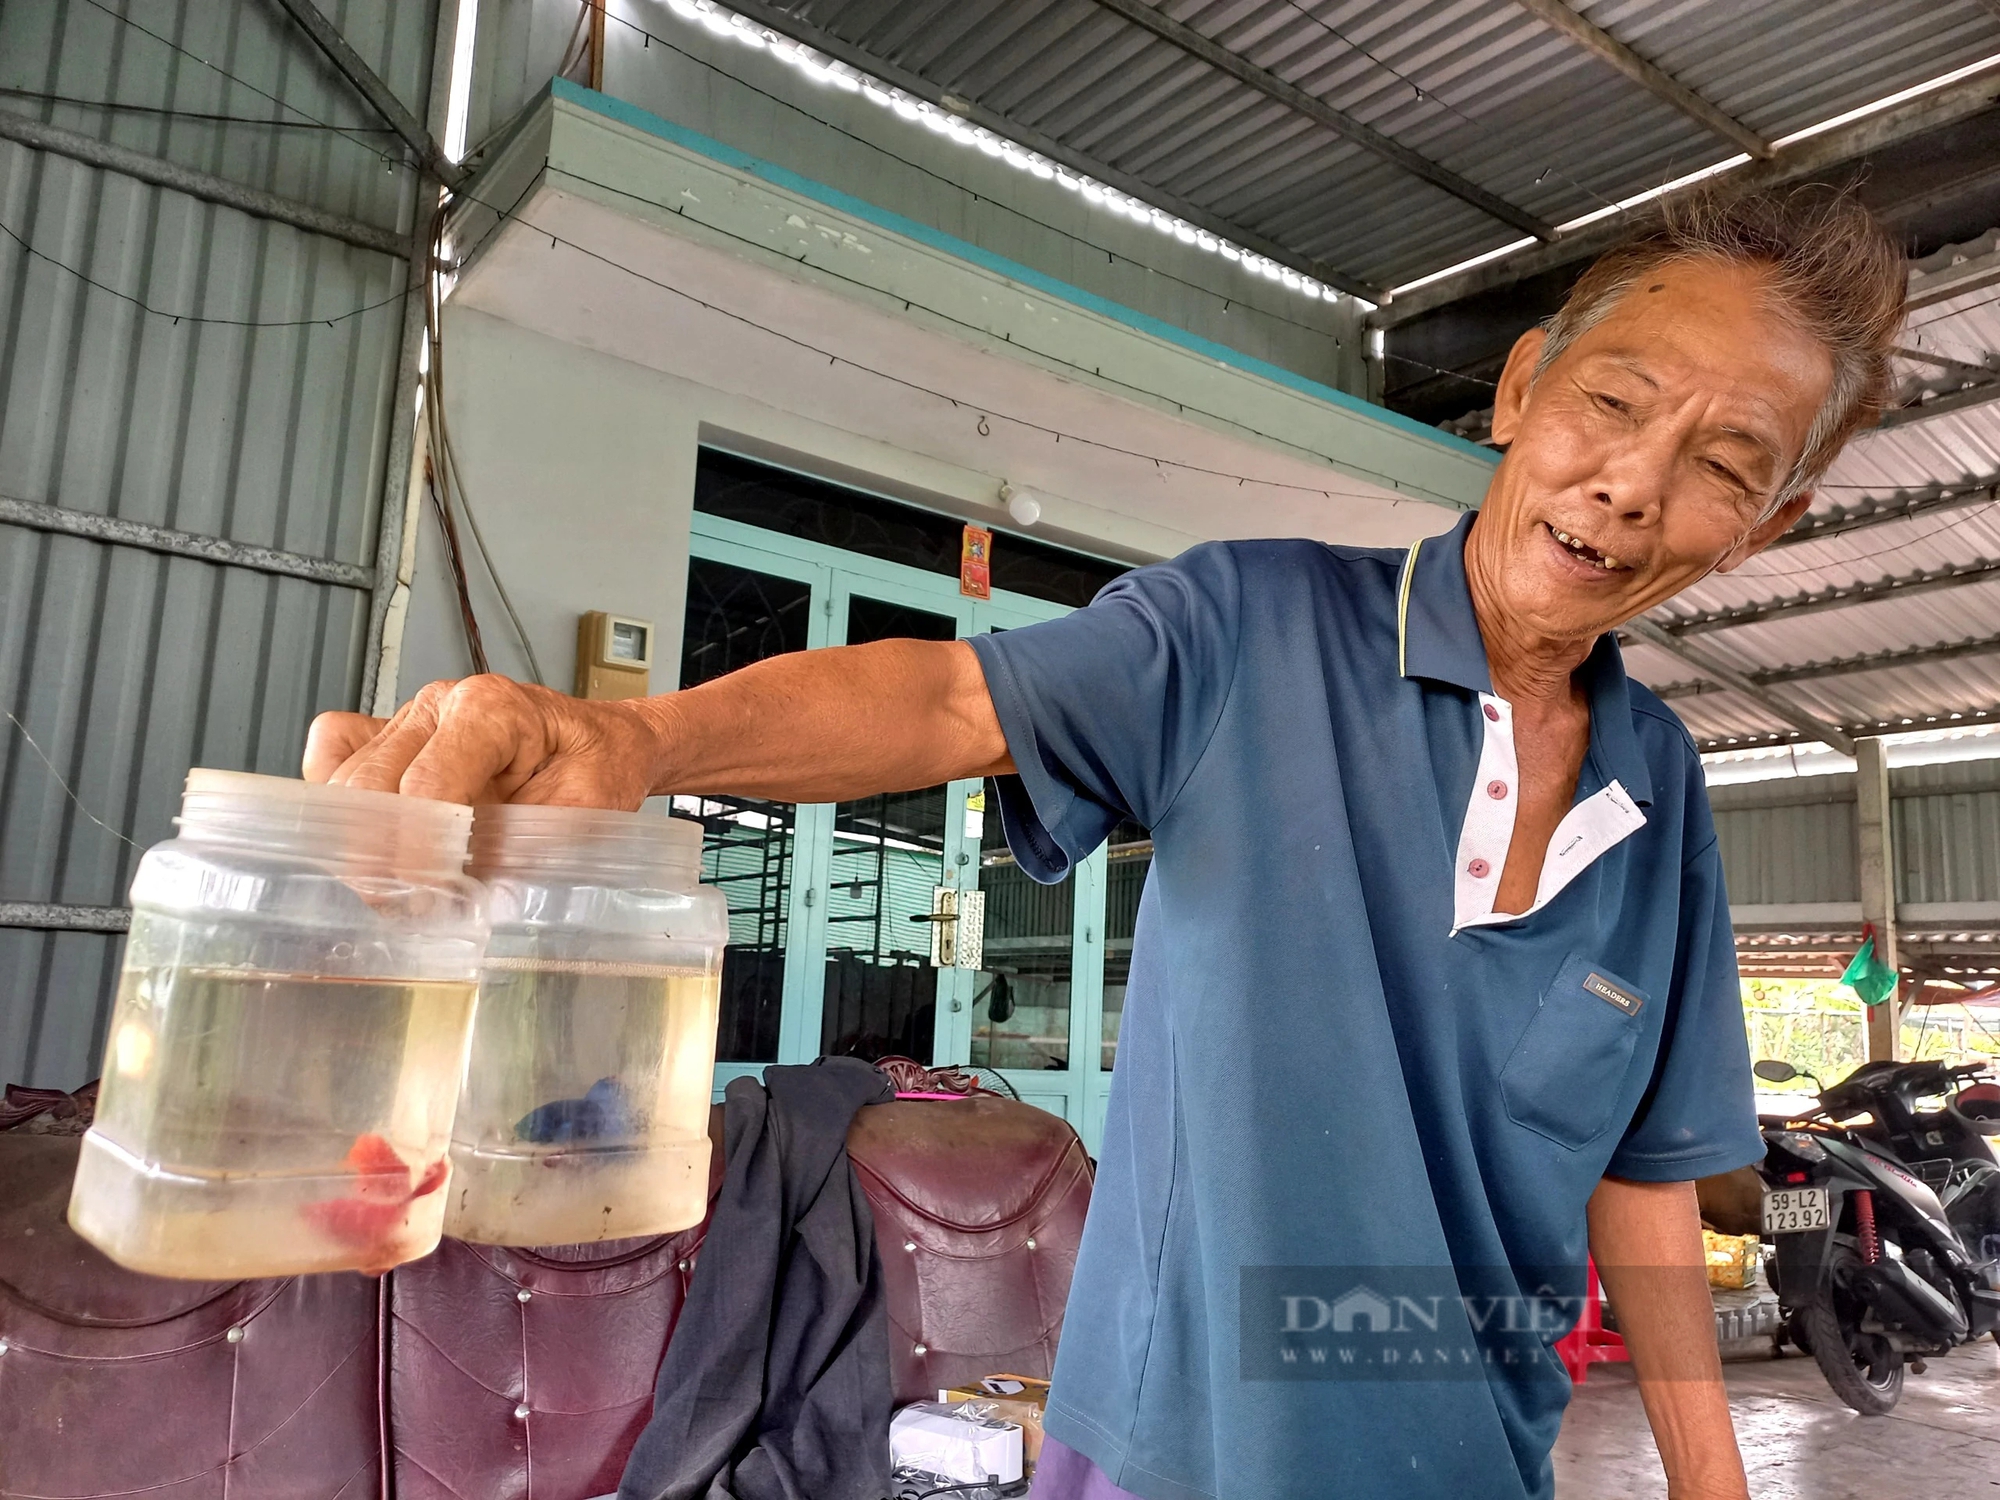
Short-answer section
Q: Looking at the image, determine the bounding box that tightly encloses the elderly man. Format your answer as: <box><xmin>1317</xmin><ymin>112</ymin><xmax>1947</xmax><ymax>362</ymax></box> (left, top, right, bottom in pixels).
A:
<box><xmin>308</xmin><ymin>190</ymin><xmax>1905</xmax><ymax>1499</ymax></box>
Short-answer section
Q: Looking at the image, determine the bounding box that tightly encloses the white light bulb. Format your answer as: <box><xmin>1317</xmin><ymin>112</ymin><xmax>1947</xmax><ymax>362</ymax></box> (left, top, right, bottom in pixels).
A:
<box><xmin>1002</xmin><ymin>485</ymin><xmax>1044</xmax><ymax>527</ymax></box>
<box><xmin>1194</xmin><ymin>231</ymin><xmax>1217</xmax><ymax>251</ymax></box>
<box><xmin>1081</xmin><ymin>183</ymin><xmax>1105</xmax><ymax>204</ymax></box>
<box><xmin>894</xmin><ymin>97</ymin><xmax>921</xmax><ymax>120</ymax></box>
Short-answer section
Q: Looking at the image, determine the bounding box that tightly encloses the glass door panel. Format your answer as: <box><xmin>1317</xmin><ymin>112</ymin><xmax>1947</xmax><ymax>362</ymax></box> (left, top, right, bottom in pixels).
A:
<box><xmin>969</xmin><ymin>777</ymin><xmax>1075</xmax><ymax>1074</ymax></box>
<box><xmin>820</xmin><ymin>596</ymin><xmax>961</xmax><ymax>1063</ymax></box>
<box><xmin>675</xmin><ymin>555</ymin><xmax>816</xmax><ymax>1064</ymax></box>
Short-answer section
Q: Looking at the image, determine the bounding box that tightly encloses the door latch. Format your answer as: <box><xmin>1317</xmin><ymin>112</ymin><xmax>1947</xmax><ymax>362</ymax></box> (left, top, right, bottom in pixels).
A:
<box><xmin>911</xmin><ymin>886</ymin><xmax>985</xmax><ymax>969</ymax></box>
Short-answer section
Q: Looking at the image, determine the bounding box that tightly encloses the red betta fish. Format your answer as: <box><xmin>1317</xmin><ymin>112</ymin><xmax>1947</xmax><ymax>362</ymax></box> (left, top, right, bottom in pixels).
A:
<box><xmin>302</xmin><ymin>1133</ymin><xmax>447</xmax><ymax>1273</ymax></box>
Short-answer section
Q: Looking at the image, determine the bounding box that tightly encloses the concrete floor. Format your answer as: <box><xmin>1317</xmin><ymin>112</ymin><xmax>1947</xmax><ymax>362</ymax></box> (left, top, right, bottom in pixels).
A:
<box><xmin>1553</xmin><ymin>1338</ymin><xmax>2000</xmax><ymax>1498</ymax></box>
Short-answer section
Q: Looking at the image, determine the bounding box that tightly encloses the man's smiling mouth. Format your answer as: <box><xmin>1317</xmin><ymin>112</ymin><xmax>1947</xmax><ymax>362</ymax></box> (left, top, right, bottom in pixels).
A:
<box><xmin>1544</xmin><ymin>522</ymin><xmax>1633</xmax><ymax>572</ymax></box>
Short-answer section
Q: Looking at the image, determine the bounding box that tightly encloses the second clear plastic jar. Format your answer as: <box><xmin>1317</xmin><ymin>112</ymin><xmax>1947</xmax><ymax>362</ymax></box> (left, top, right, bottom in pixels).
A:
<box><xmin>445</xmin><ymin>806</ymin><xmax>727</xmax><ymax>1246</ymax></box>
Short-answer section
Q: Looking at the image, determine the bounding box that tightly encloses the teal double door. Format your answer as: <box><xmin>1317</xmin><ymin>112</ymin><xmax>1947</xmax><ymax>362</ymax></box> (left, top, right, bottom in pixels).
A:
<box><xmin>679</xmin><ymin>511</ymin><xmax>1130</xmax><ymax>1152</ymax></box>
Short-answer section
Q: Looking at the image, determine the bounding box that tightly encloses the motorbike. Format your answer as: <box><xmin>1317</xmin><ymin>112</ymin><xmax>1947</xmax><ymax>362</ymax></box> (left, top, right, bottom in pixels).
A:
<box><xmin>1751</xmin><ymin>1056</ymin><xmax>2000</xmax><ymax>1413</ymax></box>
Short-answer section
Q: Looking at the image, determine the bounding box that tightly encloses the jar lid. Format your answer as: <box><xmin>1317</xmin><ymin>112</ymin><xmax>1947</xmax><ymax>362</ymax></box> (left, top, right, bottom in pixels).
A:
<box><xmin>469</xmin><ymin>804</ymin><xmax>703</xmax><ymax>880</ymax></box>
<box><xmin>177</xmin><ymin>770</ymin><xmax>474</xmax><ymax>872</ymax></box>
<box><xmin>185</xmin><ymin>769</ymin><xmax>471</xmax><ymax>820</ymax></box>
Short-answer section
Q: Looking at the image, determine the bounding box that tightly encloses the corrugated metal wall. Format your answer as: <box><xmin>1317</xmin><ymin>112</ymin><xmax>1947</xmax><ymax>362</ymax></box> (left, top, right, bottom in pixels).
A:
<box><xmin>0</xmin><ymin>0</ymin><xmax>439</xmax><ymax>1088</ymax></box>
<box><xmin>1710</xmin><ymin>761</ymin><xmax>2000</xmax><ymax>909</ymax></box>
<box><xmin>1892</xmin><ymin>760</ymin><xmax>2000</xmax><ymax>905</ymax></box>
<box><xmin>1710</xmin><ymin>777</ymin><xmax>1861</xmax><ymax>906</ymax></box>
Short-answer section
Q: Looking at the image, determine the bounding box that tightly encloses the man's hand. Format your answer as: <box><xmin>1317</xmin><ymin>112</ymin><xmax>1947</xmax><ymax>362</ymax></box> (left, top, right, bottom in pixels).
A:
<box><xmin>1588</xmin><ymin>1176</ymin><xmax>1750</xmax><ymax>1500</ymax></box>
<box><xmin>304</xmin><ymin>640</ymin><xmax>1012</xmax><ymax>809</ymax></box>
<box><xmin>305</xmin><ymin>677</ymin><xmax>667</xmax><ymax>807</ymax></box>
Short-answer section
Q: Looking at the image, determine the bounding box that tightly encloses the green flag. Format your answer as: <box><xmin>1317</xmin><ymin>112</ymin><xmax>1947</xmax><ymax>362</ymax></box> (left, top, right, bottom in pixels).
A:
<box><xmin>1841</xmin><ymin>932</ymin><xmax>1899</xmax><ymax>1008</ymax></box>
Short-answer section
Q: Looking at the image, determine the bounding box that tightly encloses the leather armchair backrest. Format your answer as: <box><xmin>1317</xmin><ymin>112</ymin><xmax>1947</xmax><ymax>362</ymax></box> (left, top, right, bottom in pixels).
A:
<box><xmin>384</xmin><ymin>1106</ymin><xmax>726</xmax><ymax>1500</ymax></box>
<box><xmin>0</xmin><ymin>1135</ymin><xmax>383</xmax><ymax>1500</ymax></box>
<box><xmin>847</xmin><ymin>1097</ymin><xmax>1093</xmax><ymax>1406</ymax></box>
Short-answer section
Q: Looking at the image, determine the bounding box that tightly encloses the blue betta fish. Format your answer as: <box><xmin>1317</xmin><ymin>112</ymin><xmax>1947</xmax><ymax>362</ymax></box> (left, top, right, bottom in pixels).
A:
<box><xmin>514</xmin><ymin>1076</ymin><xmax>633</xmax><ymax>1145</ymax></box>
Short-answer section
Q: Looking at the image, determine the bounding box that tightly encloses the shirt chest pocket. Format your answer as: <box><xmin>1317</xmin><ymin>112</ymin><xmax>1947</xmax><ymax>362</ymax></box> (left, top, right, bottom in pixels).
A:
<box><xmin>1499</xmin><ymin>952</ymin><xmax>1650</xmax><ymax>1150</ymax></box>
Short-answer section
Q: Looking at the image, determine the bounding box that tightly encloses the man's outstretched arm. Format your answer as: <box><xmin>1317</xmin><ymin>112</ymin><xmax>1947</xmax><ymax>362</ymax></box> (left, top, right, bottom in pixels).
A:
<box><xmin>1587</xmin><ymin>1176</ymin><xmax>1749</xmax><ymax>1500</ymax></box>
<box><xmin>304</xmin><ymin>639</ymin><xmax>1014</xmax><ymax>808</ymax></box>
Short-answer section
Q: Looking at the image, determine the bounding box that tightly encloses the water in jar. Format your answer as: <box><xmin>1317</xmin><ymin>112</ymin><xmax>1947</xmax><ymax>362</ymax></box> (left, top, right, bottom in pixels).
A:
<box><xmin>70</xmin><ymin>964</ymin><xmax>476</xmax><ymax>1278</ymax></box>
<box><xmin>445</xmin><ymin>956</ymin><xmax>723</xmax><ymax>1245</ymax></box>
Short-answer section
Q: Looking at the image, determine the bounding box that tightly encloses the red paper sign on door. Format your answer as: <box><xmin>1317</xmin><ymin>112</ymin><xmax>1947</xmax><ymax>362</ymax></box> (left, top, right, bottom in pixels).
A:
<box><xmin>960</xmin><ymin>524</ymin><xmax>993</xmax><ymax>600</ymax></box>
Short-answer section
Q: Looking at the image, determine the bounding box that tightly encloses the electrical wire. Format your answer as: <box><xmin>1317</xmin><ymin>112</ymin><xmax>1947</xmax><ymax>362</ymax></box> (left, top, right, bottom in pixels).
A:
<box><xmin>2</xmin><ymin>711</ymin><xmax>144</xmax><ymax>852</ymax></box>
<box><xmin>74</xmin><ymin>0</ymin><xmax>418</xmax><ymax>168</ymax></box>
<box><xmin>425</xmin><ymin>454</ymin><xmax>491</xmax><ymax>675</ymax></box>
<box><xmin>1277</xmin><ymin>0</ymin><xmax>1625</xmax><ymax>222</ymax></box>
<box><xmin>452</xmin><ymin>169</ymin><xmax>1407</xmax><ymax>504</ymax></box>
<box><xmin>1734</xmin><ymin>497</ymin><xmax>2000</xmax><ymax>579</ymax></box>
<box><xmin>421</xmin><ymin>189</ymin><xmax>546</xmax><ymax>685</ymax></box>
<box><xmin>0</xmin><ymin>87</ymin><xmax>402</xmax><ymax>132</ymax></box>
<box><xmin>1382</xmin><ymin>351</ymin><xmax>1497</xmax><ymax>387</ymax></box>
<box><xmin>558</xmin><ymin>0</ymin><xmax>597</xmax><ymax>84</ymax></box>
<box><xmin>0</xmin><ymin>217</ymin><xmax>410</xmax><ymax>328</ymax></box>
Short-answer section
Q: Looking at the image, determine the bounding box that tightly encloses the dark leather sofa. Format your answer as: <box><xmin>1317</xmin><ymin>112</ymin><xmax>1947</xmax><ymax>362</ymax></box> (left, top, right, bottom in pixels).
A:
<box><xmin>0</xmin><ymin>1093</ymin><xmax>1092</xmax><ymax>1500</ymax></box>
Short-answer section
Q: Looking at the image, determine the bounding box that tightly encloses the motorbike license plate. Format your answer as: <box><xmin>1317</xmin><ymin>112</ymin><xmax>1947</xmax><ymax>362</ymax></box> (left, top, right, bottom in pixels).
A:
<box><xmin>1761</xmin><ymin>1187</ymin><xmax>1830</xmax><ymax>1234</ymax></box>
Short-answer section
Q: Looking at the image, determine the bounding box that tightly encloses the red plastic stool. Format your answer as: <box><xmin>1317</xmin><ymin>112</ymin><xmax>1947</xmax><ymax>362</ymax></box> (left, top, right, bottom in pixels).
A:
<box><xmin>1554</xmin><ymin>1256</ymin><xmax>1629</xmax><ymax>1384</ymax></box>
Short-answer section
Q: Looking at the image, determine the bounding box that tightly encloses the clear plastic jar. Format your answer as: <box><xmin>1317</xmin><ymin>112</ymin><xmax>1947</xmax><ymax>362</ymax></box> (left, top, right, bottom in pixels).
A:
<box><xmin>68</xmin><ymin>771</ymin><xmax>486</xmax><ymax>1279</ymax></box>
<box><xmin>445</xmin><ymin>806</ymin><xmax>726</xmax><ymax>1246</ymax></box>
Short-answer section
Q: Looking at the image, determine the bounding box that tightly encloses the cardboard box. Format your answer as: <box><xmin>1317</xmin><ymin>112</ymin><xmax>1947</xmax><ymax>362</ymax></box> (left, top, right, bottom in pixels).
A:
<box><xmin>938</xmin><ymin>1375</ymin><xmax>1051</xmax><ymax>1472</ymax></box>
<box><xmin>1703</xmin><ymin>1230</ymin><xmax>1761</xmax><ymax>1290</ymax></box>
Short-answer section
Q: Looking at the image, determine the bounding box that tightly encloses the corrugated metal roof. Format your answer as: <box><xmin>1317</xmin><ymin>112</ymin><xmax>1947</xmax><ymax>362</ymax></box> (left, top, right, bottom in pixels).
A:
<box><xmin>1631</xmin><ymin>257</ymin><xmax>2000</xmax><ymax>749</ymax></box>
<box><xmin>743</xmin><ymin>0</ymin><xmax>2000</xmax><ymax>288</ymax></box>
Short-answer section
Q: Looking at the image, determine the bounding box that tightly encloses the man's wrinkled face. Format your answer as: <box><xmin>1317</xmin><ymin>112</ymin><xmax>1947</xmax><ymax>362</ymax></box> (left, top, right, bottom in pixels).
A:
<box><xmin>1474</xmin><ymin>257</ymin><xmax>1834</xmax><ymax>644</ymax></box>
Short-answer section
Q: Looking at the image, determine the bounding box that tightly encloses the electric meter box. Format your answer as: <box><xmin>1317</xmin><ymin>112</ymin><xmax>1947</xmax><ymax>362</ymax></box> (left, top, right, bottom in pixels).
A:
<box><xmin>575</xmin><ymin>611</ymin><xmax>654</xmax><ymax>700</ymax></box>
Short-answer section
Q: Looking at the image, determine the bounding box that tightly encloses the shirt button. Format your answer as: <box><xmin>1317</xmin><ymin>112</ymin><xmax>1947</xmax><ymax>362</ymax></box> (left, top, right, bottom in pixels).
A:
<box><xmin>1487</xmin><ymin>780</ymin><xmax>1508</xmax><ymax>799</ymax></box>
<box><xmin>1483</xmin><ymin>704</ymin><xmax>1500</xmax><ymax>722</ymax></box>
<box><xmin>1467</xmin><ymin>858</ymin><xmax>1491</xmax><ymax>878</ymax></box>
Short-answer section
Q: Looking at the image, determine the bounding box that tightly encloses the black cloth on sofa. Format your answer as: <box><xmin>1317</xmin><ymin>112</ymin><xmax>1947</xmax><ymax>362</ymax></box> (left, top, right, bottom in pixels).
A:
<box><xmin>618</xmin><ymin>1056</ymin><xmax>895</xmax><ymax>1500</ymax></box>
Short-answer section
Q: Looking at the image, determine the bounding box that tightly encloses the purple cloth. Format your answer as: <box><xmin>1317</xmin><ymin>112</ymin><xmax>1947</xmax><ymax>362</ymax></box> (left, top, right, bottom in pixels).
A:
<box><xmin>1029</xmin><ymin>1438</ymin><xmax>1145</xmax><ymax>1500</ymax></box>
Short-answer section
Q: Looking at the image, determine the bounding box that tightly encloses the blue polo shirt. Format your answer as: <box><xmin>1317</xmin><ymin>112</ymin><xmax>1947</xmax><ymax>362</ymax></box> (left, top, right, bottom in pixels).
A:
<box><xmin>967</xmin><ymin>510</ymin><xmax>1762</xmax><ymax>1500</ymax></box>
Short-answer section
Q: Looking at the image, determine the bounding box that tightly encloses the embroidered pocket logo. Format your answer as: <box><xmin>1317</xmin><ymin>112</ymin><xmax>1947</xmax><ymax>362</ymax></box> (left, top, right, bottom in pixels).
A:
<box><xmin>1583</xmin><ymin>972</ymin><xmax>1643</xmax><ymax>1017</ymax></box>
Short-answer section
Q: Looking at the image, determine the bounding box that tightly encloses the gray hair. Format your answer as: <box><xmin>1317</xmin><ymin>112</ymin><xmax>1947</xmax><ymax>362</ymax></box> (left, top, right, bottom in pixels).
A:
<box><xmin>1533</xmin><ymin>188</ymin><xmax>1906</xmax><ymax>518</ymax></box>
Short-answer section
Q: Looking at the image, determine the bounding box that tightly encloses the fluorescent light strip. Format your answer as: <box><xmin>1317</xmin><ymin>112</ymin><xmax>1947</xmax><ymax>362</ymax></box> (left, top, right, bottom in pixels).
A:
<box><xmin>1770</xmin><ymin>49</ymin><xmax>2000</xmax><ymax>148</ymax></box>
<box><xmin>656</xmin><ymin>0</ymin><xmax>1340</xmax><ymax>304</ymax></box>
<box><xmin>1384</xmin><ymin>52</ymin><xmax>2000</xmax><ymax>300</ymax></box>
<box><xmin>443</xmin><ymin>0</ymin><xmax>480</xmax><ymax>164</ymax></box>
<box><xmin>1553</xmin><ymin>153</ymin><xmax>1751</xmax><ymax>234</ymax></box>
<box><xmin>1386</xmin><ymin>237</ymin><xmax>1537</xmax><ymax>297</ymax></box>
